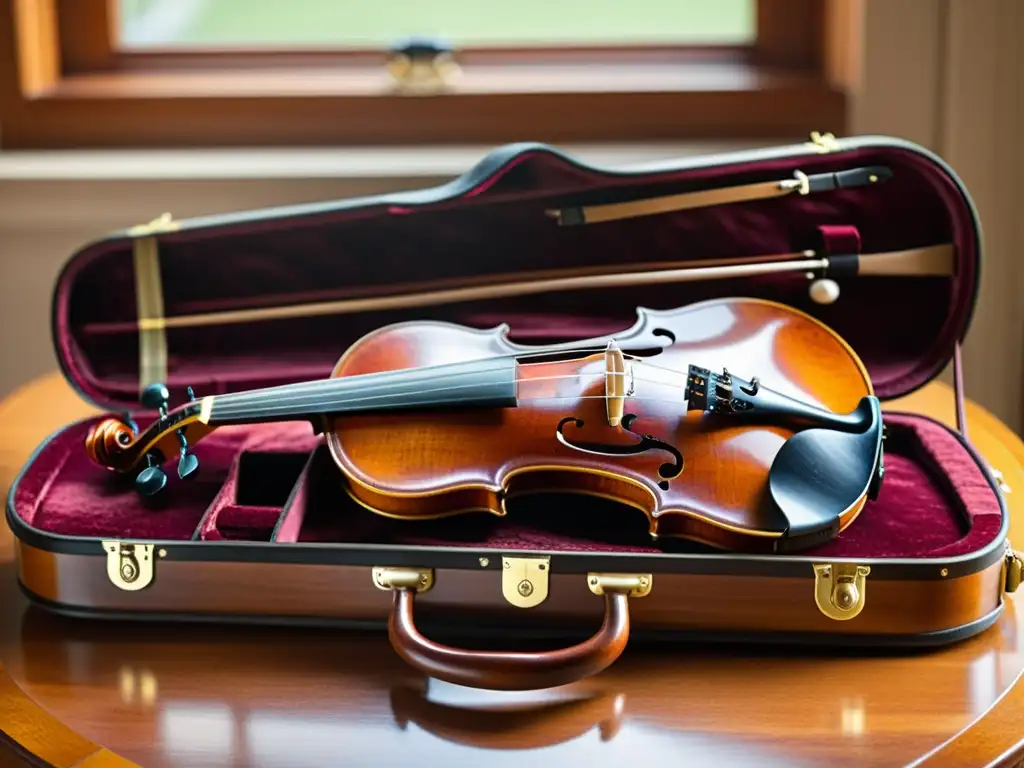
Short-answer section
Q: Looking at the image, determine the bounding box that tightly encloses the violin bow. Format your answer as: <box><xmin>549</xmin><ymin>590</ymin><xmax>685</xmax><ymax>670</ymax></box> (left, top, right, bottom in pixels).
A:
<box><xmin>129</xmin><ymin>242</ymin><xmax>956</xmax><ymax>334</ymax></box>
<box><xmin>545</xmin><ymin>166</ymin><xmax>892</xmax><ymax>225</ymax></box>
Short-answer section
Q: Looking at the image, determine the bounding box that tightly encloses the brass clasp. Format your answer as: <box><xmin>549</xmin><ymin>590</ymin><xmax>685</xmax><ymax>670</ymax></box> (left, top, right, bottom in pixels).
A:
<box><xmin>813</xmin><ymin>563</ymin><xmax>870</xmax><ymax>620</ymax></box>
<box><xmin>588</xmin><ymin>573</ymin><xmax>653</xmax><ymax>598</ymax></box>
<box><xmin>102</xmin><ymin>541</ymin><xmax>156</xmax><ymax>591</ymax></box>
<box><xmin>502</xmin><ymin>556</ymin><xmax>550</xmax><ymax>608</ymax></box>
<box><xmin>372</xmin><ymin>566</ymin><xmax>434</xmax><ymax>593</ymax></box>
<box><xmin>1005</xmin><ymin>542</ymin><xmax>1022</xmax><ymax>593</ymax></box>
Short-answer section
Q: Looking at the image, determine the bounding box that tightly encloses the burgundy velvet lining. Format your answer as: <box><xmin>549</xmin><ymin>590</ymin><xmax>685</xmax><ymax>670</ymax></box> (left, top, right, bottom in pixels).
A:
<box><xmin>819</xmin><ymin>224</ymin><xmax>861</xmax><ymax>257</ymax></box>
<box><xmin>52</xmin><ymin>144</ymin><xmax>977</xmax><ymax>414</ymax></box>
<box><xmin>14</xmin><ymin>421</ymin><xmax>316</xmax><ymax>541</ymax></box>
<box><xmin>12</xmin><ymin>413</ymin><xmax>1001</xmax><ymax>561</ymax></box>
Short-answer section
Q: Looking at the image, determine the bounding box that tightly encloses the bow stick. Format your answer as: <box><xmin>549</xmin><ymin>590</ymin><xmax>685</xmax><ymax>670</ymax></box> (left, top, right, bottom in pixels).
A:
<box><xmin>129</xmin><ymin>242</ymin><xmax>955</xmax><ymax>333</ymax></box>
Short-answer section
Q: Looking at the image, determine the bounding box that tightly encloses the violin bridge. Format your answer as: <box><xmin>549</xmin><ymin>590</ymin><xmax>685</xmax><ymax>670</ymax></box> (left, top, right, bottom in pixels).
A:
<box><xmin>605</xmin><ymin>340</ymin><xmax>627</xmax><ymax>427</ymax></box>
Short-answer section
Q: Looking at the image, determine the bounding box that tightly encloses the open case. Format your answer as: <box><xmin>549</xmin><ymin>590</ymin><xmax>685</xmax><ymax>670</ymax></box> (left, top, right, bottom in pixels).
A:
<box><xmin>7</xmin><ymin>133</ymin><xmax>1021</xmax><ymax>690</ymax></box>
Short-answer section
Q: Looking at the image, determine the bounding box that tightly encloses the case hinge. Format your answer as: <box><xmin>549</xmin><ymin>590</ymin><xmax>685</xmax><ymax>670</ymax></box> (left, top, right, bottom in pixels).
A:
<box><xmin>372</xmin><ymin>566</ymin><xmax>434</xmax><ymax>592</ymax></box>
<box><xmin>813</xmin><ymin>563</ymin><xmax>870</xmax><ymax>620</ymax></box>
<box><xmin>102</xmin><ymin>541</ymin><xmax>159</xmax><ymax>591</ymax></box>
<box><xmin>1005</xmin><ymin>541</ymin><xmax>1022</xmax><ymax>593</ymax></box>
<box><xmin>991</xmin><ymin>466</ymin><xmax>1012</xmax><ymax>494</ymax></box>
<box><xmin>502</xmin><ymin>556</ymin><xmax>550</xmax><ymax>608</ymax></box>
<box><xmin>806</xmin><ymin>131</ymin><xmax>839</xmax><ymax>153</ymax></box>
<box><xmin>127</xmin><ymin>212</ymin><xmax>178</xmax><ymax>237</ymax></box>
<box><xmin>588</xmin><ymin>573</ymin><xmax>653</xmax><ymax>598</ymax></box>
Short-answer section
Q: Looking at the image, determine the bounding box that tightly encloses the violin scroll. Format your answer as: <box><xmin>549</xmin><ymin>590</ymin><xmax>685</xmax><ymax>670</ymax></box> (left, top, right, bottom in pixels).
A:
<box><xmin>84</xmin><ymin>417</ymin><xmax>136</xmax><ymax>470</ymax></box>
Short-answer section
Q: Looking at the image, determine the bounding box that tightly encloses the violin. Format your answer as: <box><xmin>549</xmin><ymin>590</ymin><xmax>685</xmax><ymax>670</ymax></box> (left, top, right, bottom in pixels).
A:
<box><xmin>85</xmin><ymin>297</ymin><xmax>886</xmax><ymax>553</ymax></box>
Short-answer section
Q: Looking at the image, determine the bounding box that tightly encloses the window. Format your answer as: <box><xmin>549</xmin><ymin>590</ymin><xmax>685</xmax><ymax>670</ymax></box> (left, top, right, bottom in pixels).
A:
<box><xmin>0</xmin><ymin>0</ymin><xmax>854</xmax><ymax>149</ymax></box>
<box><xmin>115</xmin><ymin>0</ymin><xmax>756</xmax><ymax>49</ymax></box>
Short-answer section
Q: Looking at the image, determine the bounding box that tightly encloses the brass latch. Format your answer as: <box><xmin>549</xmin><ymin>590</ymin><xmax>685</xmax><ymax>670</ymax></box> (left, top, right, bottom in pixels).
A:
<box><xmin>102</xmin><ymin>541</ymin><xmax>157</xmax><ymax>591</ymax></box>
<box><xmin>372</xmin><ymin>566</ymin><xmax>434</xmax><ymax>593</ymax></box>
<box><xmin>588</xmin><ymin>573</ymin><xmax>653</xmax><ymax>598</ymax></box>
<box><xmin>1005</xmin><ymin>542</ymin><xmax>1022</xmax><ymax>593</ymax></box>
<box><xmin>502</xmin><ymin>556</ymin><xmax>549</xmax><ymax>608</ymax></box>
<box><xmin>813</xmin><ymin>563</ymin><xmax>870</xmax><ymax>620</ymax></box>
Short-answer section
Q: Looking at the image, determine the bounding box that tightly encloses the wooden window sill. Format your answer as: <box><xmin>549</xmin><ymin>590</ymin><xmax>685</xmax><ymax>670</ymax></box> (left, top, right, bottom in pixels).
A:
<box><xmin>9</xmin><ymin>60</ymin><xmax>844</xmax><ymax>148</ymax></box>
<box><xmin>2</xmin><ymin>0</ymin><xmax>854</xmax><ymax>149</ymax></box>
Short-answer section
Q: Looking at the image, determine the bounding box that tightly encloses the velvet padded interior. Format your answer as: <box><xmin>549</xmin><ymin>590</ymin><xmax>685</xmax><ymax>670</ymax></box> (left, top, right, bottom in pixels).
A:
<box><xmin>10</xmin><ymin>411</ymin><xmax>1002</xmax><ymax>560</ymax></box>
<box><xmin>14</xmin><ymin>138</ymin><xmax>1000</xmax><ymax>562</ymax></box>
<box><xmin>53</xmin><ymin>142</ymin><xmax>977</xmax><ymax>410</ymax></box>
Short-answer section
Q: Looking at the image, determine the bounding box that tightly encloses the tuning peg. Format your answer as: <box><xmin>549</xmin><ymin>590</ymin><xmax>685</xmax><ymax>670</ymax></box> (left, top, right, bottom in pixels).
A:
<box><xmin>122</xmin><ymin>413</ymin><xmax>139</xmax><ymax>436</ymax></box>
<box><xmin>141</xmin><ymin>382</ymin><xmax>170</xmax><ymax>417</ymax></box>
<box><xmin>175</xmin><ymin>428</ymin><xmax>199</xmax><ymax>479</ymax></box>
<box><xmin>135</xmin><ymin>452</ymin><xmax>167</xmax><ymax>496</ymax></box>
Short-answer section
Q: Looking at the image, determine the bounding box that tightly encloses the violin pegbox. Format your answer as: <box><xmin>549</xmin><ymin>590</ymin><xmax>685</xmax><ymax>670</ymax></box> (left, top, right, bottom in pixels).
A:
<box><xmin>135</xmin><ymin>383</ymin><xmax>200</xmax><ymax>495</ymax></box>
<box><xmin>84</xmin><ymin>382</ymin><xmax>202</xmax><ymax>496</ymax></box>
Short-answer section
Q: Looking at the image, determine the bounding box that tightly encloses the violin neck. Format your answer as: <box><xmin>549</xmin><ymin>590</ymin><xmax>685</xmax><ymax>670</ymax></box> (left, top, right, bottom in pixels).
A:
<box><xmin>204</xmin><ymin>357</ymin><xmax>520</xmax><ymax>426</ymax></box>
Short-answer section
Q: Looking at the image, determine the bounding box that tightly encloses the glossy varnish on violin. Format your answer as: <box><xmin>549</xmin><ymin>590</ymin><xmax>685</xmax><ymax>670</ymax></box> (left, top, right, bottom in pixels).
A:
<box><xmin>327</xmin><ymin>298</ymin><xmax>876</xmax><ymax>550</ymax></box>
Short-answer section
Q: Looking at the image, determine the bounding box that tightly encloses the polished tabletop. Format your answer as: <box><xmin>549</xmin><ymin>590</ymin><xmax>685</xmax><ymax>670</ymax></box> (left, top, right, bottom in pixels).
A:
<box><xmin>0</xmin><ymin>373</ymin><xmax>1023</xmax><ymax>767</ymax></box>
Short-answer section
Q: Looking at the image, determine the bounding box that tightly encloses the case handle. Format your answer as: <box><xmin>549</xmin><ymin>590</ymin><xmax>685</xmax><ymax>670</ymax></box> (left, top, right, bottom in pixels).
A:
<box><xmin>376</xmin><ymin>569</ymin><xmax>649</xmax><ymax>690</ymax></box>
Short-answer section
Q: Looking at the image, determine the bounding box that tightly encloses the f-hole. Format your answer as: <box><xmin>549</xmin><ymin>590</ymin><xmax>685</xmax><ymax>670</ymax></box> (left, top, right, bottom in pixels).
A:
<box><xmin>652</xmin><ymin>327</ymin><xmax>676</xmax><ymax>344</ymax></box>
<box><xmin>615</xmin><ymin>328</ymin><xmax>676</xmax><ymax>359</ymax></box>
<box><xmin>555</xmin><ymin>414</ymin><xmax>683</xmax><ymax>490</ymax></box>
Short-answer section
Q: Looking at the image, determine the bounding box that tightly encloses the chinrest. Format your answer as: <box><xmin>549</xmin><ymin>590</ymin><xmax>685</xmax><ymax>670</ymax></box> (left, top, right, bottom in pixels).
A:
<box><xmin>768</xmin><ymin>396</ymin><xmax>885</xmax><ymax>551</ymax></box>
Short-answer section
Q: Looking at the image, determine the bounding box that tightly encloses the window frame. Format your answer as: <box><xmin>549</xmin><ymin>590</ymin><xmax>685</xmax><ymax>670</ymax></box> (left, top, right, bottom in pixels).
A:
<box><xmin>0</xmin><ymin>0</ymin><xmax>856</xmax><ymax>149</ymax></box>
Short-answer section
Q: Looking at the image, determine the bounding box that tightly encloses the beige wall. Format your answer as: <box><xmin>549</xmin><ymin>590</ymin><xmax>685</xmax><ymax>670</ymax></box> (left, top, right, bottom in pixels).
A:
<box><xmin>0</xmin><ymin>0</ymin><xmax>1022</xmax><ymax>434</ymax></box>
<box><xmin>851</xmin><ymin>0</ymin><xmax>1024</xmax><ymax>432</ymax></box>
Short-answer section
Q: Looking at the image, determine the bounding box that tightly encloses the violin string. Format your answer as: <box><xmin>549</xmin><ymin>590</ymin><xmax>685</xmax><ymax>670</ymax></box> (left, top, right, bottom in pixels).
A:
<box><xmin>208</xmin><ymin>353</ymin><xmax>686</xmax><ymax>412</ymax></box>
<box><xmin>209</xmin><ymin>391</ymin><xmax>687</xmax><ymax>421</ymax></box>
<box><xmin>206</xmin><ymin>354</ymin><xmax>685</xmax><ymax>407</ymax></box>
<box><xmin>215</xmin><ymin>392</ymin><xmax>688</xmax><ymax>416</ymax></box>
<box><xmin>205</xmin><ymin>341</ymin><xmax>676</xmax><ymax>408</ymax></box>
<box><xmin>209</xmin><ymin>378</ymin><xmax>690</xmax><ymax>420</ymax></box>
<box><xmin>209</xmin><ymin>370</ymin><xmax>692</xmax><ymax>420</ymax></box>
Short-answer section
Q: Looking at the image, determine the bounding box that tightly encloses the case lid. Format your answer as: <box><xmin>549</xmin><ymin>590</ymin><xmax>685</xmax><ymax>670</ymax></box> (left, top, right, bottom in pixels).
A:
<box><xmin>51</xmin><ymin>133</ymin><xmax>980</xmax><ymax>413</ymax></box>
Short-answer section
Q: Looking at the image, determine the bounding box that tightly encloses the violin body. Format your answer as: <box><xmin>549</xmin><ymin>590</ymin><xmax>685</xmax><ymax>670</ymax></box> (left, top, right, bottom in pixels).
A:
<box><xmin>84</xmin><ymin>296</ymin><xmax>884</xmax><ymax>553</ymax></box>
<box><xmin>325</xmin><ymin>298</ymin><xmax>882</xmax><ymax>551</ymax></box>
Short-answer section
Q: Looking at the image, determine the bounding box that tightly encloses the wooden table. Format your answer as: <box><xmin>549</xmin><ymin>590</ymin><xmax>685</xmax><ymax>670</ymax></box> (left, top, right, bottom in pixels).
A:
<box><xmin>0</xmin><ymin>373</ymin><xmax>1023</xmax><ymax>767</ymax></box>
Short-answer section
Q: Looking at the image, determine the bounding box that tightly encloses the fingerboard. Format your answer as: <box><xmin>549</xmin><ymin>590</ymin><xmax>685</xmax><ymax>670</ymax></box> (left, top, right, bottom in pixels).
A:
<box><xmin>207</xmin><ymin>357</ymin><xmax>519</xmax><ymax>425</ymax></box>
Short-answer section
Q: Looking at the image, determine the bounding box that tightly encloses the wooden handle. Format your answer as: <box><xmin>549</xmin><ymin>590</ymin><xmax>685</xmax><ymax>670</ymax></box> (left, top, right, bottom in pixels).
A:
<box><xmin>387</xmin><ymin>589</ymin><xmax>631</xmax><ymax>690</ymax></box>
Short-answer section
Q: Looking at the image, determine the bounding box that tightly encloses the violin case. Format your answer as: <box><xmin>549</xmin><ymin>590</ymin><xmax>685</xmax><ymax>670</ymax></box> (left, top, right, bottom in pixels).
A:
<box><xmin>7</xmin><ymin>132</ymin><xmax>1020</xmax><ymax>690</ymax></box>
